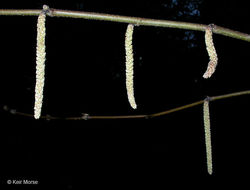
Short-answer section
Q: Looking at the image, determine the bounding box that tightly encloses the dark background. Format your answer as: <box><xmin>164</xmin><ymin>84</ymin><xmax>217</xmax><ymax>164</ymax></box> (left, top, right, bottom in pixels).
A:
<box><xmin>0</xmin><ymin>0</ymin><xmax>250</xmax><ymax>188</ymax></box>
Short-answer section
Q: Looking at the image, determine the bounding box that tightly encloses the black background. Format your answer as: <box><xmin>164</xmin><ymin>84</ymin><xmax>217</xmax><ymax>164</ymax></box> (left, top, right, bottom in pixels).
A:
<box><xmin>0</xmin><ymin>0</ymin><xmax>250</xmax><ymax>188</ymax></box>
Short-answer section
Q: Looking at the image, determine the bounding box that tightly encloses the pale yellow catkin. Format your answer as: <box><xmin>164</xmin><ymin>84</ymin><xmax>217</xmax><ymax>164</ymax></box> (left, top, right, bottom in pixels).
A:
<box><xmin>203</xmin><ymin>25</ymin><xmax>218</xmax><ymax>79</ymax></box>
<box><xmin>203</xmin><ymin>99</ymin><xmax>213</xmax><ymax>175</ymax></box>
<box><xmin>125</xmin><ymin>24</ymin><xmax>137</xmax><ymax>109</ymax></box>
<box><xmin>34</xmin><ymin>10</ymin><xmax>46</xmax><ymax>119</ymax></box>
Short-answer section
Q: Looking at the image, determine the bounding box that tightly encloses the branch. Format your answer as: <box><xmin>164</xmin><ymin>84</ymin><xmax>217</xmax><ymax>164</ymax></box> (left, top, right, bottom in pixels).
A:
<box><xmin>0</xmin><ymin>8</ymin><xmax>250</xmax><ymax>42</ymax></box>
<box><xmin>3</xmin><ymin>90</ymin><xmax>250</xmax><ymax>120</ymax></box>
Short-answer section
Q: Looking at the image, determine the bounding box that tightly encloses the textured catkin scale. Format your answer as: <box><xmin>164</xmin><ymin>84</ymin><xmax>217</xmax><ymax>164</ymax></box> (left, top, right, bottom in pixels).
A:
<box><xmin>34</xmin><ymin>11</ymin><xmax>46</xmax><ymax>119</ymax></box>
<box><xmin>203</xmin><ymin>25</ymin><xmax>218</xmax><ymax>78</ymax></box>
<box><xmin>203</xmin><ymin>100</ymin><xmax>213</xmax><ymax>175</ymax></box>
<box><xmin>125</xmin><ymin>24</ymin><xmax>137</xmax><ymax>109</ymax></box>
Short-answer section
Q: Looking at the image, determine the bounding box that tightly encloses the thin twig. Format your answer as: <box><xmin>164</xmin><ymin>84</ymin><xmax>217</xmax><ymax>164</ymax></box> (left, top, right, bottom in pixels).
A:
<box><xmin>0</xmin><ymin>8</ymin><xmax>250</xmax><ymax>42</ymax></box>
<box><xmin>3</xmin><ymin>90</ymin><xmax>250</xmax><ymax>120</ymax></box>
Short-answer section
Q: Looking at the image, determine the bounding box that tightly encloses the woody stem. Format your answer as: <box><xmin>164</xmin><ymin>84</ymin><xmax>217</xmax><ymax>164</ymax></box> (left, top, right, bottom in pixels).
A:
<box><xmin>0</xmin><ymin>8</ymin><xmax>250</xmax><ymax>42</ymax></box>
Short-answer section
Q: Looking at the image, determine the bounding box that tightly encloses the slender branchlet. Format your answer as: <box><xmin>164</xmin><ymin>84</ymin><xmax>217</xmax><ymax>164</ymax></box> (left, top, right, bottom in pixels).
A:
<box><xmin>203</xmin><ymin>24</ymin><xmax>218</xmax><ymax>79</ymax></box>
<box><xmin>34</xmin><ymin>6</ymin><xmax>47</xmax><ymax>119</ymax></box>
<box><xmin>125</xmin><ymin>24</ymin><xmax>137</xmax><ymax>109</ymax></box>
<box><xmin>203</xmin><ymin>98</ymin><xmax>213</xmax><ymax>175</ymax></box>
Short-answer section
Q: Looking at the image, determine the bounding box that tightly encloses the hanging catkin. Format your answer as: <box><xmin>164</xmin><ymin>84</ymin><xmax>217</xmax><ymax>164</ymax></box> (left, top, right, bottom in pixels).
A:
<box><xmin>34</xmin><ymin>7</ymin><xmax>46</xmax><ymax>119</ymax></box>
<box><xmin>203</xmin><ymin>99</ymin><xmax>213</xmax><ymax>175</ymax></box>
<box><xmin>125</xmin><ymin>24</ymin><xmax>137</xmax><ymax>109</ymax></box>
<box><xmin>203</xmin><ymin>25</ymin><xmax>218</xmax><ymax>79</ymax></box>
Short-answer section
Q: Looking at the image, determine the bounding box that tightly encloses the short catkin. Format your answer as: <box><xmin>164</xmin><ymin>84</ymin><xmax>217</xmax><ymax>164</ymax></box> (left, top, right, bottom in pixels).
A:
<box><xmin>125</xmin><ymin>24</ymin><xmax>137</xmax><ymax>109</ymax></box>
<box><xmin>34</xmin><ymin>10</ymin><xmax>46</xmax><ymax>119</ymax></box>
<box><xmin>203</xmin><ymin>25</ymin><xmax>218</xmax><ymax>79</ymax></box>
<box><xmin>203</xmin><ymin>99</ymin><xmax>213</xmax><ymax>175</ymax></box>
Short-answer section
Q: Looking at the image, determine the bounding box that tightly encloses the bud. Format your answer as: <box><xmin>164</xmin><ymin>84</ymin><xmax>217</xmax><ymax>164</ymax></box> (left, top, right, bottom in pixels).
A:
<box><xmin>34</xmin><ymin>10</ymin><xmax>46</xmax><ymax>119</ymax></box>
<box><xmin>203</xmin><ymin>25</ymin><xmax>218</xmax><ymax>78</ymax></box>
<box><xmin>125</xmin><ymin>24</ymin><xmax>137</xmax><ymax>109</ymax></box>
<box><xmin>203</xmin><ymin>99</ymin><xmax>213</xmax><ymax>175</ymax></box>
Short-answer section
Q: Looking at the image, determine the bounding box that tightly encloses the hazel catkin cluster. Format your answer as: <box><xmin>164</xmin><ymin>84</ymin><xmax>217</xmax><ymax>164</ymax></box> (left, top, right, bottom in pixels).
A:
<box><xmin>34</xmin><ymin>9</ymin><xmax>46</xmax><ymax>119</ymax></box>
<box><xmin>203</xmin><ymin>99</ymin><xmax>213</xmax><ymax>175</ymax></box>
<box><xmin>203</xmin><ymin>25</ymin><xmax>218</xmax><ymax>79</ymax></box>
<box><xmin>125</xmin><ymin>24</ymin><xmax>137</xmax><ymax>109</ymax></box>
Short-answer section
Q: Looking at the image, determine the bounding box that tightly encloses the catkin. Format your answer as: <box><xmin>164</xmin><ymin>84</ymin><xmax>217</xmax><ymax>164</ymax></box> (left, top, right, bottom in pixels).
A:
<box><xmin>125</xmin><ymin>24</ymin><xmax>137</xmax><ymax>109</ymax></box>
<box><xmin>203</xmin><ymin>25</ymin><xmax>218</xmax><ymax>79</ymax></box>
<box><xmin>203</xmin><ymin>99</ymin><xmax>213</xmax><ymax>175</ymax></box>
<box><xmin>34</xmin><ymin>10</ymin><xmax>46</xmax><ymax>119</ymax></box>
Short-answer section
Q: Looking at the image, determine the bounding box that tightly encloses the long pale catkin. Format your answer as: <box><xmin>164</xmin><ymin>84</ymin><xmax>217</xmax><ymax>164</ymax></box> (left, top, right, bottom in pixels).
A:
<box><xmin>34</xmin><ymin>10</ymin><xmax>46</xmax><ymax>119</ymax></box>
<box><xmin>203</xmin><ymin>99</ymin><xmax>213</xmax><ymax>175</ymax></box>
<box><xmin>203</xmin><ymin>25</ymin><xmax>218</xmax><ymax>79</ymax></box>
<box><xmin>125</xmin><ymin>24</ymin><xmax>137</xmax><ymax>109</ymax></box>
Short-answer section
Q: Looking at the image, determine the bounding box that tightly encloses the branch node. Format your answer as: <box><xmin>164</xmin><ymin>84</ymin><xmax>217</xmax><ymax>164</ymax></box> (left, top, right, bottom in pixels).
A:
<box><xmin>10</xmin><ymin>109</ymin><xmax>17</xmax><ymax>115</ymax></box>
<box><xmin>3</xmin><ymin>105</ymin><xmax>9</xmax><ymax>111</ymax></box>
<box><xmin>45</xmin><ymin>114</ymin><xmax>52</xmax><ymax>121</ymax></box>
<box><xmin>208</xmin><ymin>24</ymin><xmax>215</xmax><ymax>30</ymax></box>
<box><xmin>42</xmin><ymin>5</ymin><xmax>53</xmax><ymax>17</ymax></box>
<box><xmin>205</xmin><ymin>96</ymin><xmax>211</xmax><ymax>102</ymax></box>
<box><xmin>82</xmin><ymin>113</ymin><xmax>90</xmax><ymax>120</ymax></box>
